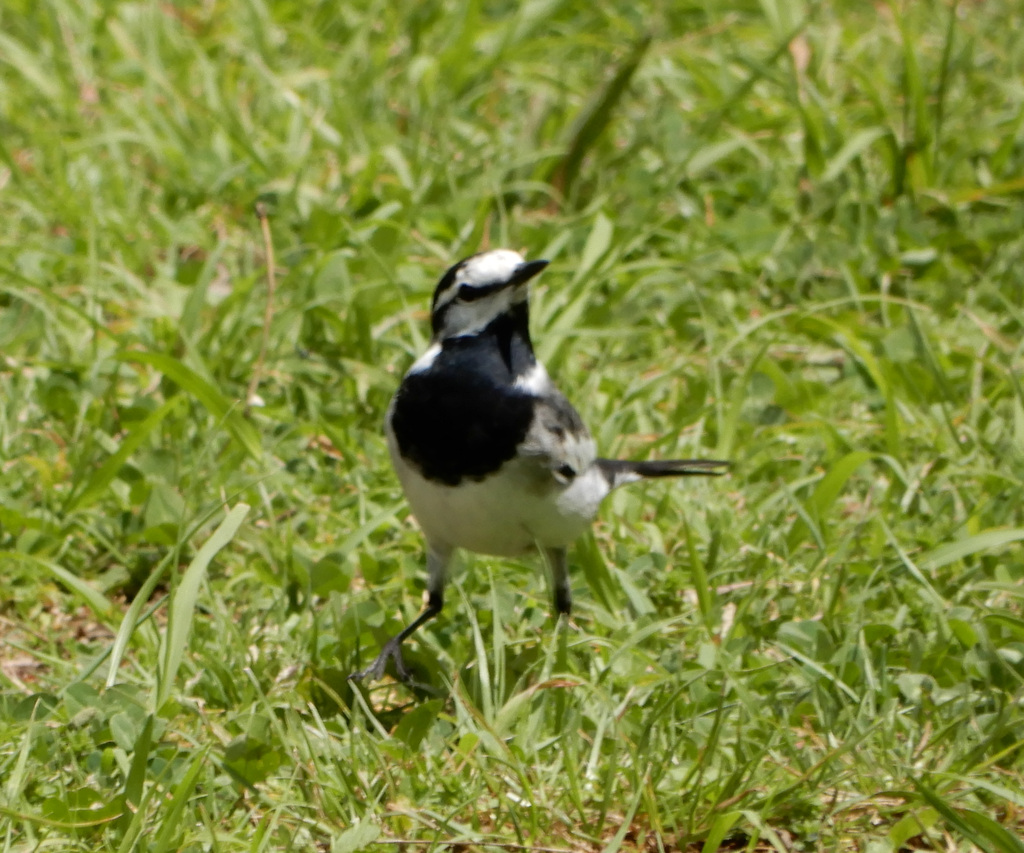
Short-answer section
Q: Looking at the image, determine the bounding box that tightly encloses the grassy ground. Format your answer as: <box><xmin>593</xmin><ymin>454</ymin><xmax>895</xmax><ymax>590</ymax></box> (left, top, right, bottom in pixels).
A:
<box><xmin>2</xmin><ymin>0</ymin><xmax>1024</xmax><ymax>850</ymax></box>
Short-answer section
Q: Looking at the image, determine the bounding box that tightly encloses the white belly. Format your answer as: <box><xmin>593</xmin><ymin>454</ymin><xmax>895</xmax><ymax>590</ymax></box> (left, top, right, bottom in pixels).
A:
<box><xmin>388</xmin><ymin>433</ymin><xmax>609</xmax><ymax>557</ymax></box>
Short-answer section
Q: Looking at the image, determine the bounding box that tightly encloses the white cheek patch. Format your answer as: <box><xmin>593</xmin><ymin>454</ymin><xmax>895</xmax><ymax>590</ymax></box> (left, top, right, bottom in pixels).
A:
<box><xmin>440</xmin><ymin>290</ymin><xmax>515</xmax><ymax>338</ymax></box>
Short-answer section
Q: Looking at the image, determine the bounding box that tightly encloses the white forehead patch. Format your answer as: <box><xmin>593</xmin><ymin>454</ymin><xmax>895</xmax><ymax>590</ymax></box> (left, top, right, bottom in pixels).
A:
<box><xmin>459</xmin><ymin>249</ymin><xmax>526</xmax><ymax>288</ymax></box>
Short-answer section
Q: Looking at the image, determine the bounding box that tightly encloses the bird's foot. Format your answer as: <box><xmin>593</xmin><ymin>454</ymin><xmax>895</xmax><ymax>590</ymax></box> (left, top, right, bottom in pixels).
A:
<box><xmin>348</xmin><ymin>636</ymin><xmax>408</xmax><ymax>682</ymax></box>
<box><xmin>348</xmin><ymin>638</ymin><xmax>437</xmax><ymax>693</ymax></box>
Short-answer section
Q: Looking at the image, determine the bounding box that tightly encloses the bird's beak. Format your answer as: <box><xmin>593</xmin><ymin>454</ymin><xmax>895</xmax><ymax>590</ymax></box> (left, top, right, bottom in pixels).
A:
<box><xmin>510</xmin><ymin>259</ymin><xmax>549</xmax><ymax>286</ymax></box>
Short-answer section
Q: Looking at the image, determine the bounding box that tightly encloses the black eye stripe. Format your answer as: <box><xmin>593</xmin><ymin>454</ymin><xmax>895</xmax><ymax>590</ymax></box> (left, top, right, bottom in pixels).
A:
<box><xmin>458</xmin><ymin>281</ymin><xmax>507</xmax><ymax>302</ymax></box>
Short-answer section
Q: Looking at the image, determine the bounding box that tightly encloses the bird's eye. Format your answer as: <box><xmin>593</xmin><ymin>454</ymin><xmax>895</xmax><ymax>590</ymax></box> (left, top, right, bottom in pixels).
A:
<box><xmin>556</xmin><ymin>464</ymin><xmax>576</xmax><ymax>482</ymax></box>
<box><xmin>456</xmin><ymin>281</ymin><xmax>506</xmax><ymax>302</ymax></box>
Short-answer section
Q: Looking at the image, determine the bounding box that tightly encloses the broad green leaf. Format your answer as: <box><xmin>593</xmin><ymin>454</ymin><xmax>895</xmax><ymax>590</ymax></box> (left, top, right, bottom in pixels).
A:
<box><xmin>332</xmin><ymin>821</ymin><xmax>381</xmax><ymax>853</ymax></box>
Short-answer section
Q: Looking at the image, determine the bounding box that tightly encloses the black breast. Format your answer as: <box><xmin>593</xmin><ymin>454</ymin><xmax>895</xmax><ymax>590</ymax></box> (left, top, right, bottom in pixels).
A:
<box><xmin>390</xmin><ymin>329</ymin><xmax>536</xmax><ymax>486</ymax></box>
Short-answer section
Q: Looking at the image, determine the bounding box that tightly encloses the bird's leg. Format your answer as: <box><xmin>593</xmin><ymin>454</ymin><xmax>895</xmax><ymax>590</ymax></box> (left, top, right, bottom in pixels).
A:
<box><xmin>348</xmin><ymin>592</ymin><xmax>442</xmax><ymax>683</ymax></box>
<box><xmin>543</xmin><ymin>546</ymin><xmax>572</xmax><ymax>617</ymax></box>
<box><xmin>349</xmin><ymin>545</ymin><xmax>450</xmax><ymax>684</ymax></box>
<box><xmin>542</xmin><ymin>547</ymin><xmax>573</xmax><ymax>675</ymax></box>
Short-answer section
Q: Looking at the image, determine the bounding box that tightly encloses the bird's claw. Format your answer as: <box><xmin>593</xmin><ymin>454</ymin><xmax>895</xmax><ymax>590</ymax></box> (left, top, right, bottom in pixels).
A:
<box><xmin>348</xmin><ymin>637</ymin><xmax>405</xmax><ymax>683</ymax></box>
<box><xmin>349</xmin><ymin>638</ymin><xmax>437</xmax><ymax>693</ymax></box>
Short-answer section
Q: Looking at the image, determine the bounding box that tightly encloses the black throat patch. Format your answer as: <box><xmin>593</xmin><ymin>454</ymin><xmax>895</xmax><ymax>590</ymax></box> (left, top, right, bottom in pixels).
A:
<box><xmin>391</xmin><ymin>310</ymin><xmax>537</xmax><ymax>486</ymax></box>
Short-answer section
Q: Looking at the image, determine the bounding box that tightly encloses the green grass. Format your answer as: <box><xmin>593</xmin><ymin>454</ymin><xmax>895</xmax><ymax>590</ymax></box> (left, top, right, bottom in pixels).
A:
<box><xmin>2</xmin><ymin>0</ymin><xmax>1024</xmax><ymax>850</ymax></box>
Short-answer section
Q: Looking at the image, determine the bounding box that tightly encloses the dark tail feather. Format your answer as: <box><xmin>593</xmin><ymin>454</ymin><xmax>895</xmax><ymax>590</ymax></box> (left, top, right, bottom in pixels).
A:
<box><xmin>597</xmin><ymin>457</ymin><xmax>730</xmax><ymax>489</ymax></box>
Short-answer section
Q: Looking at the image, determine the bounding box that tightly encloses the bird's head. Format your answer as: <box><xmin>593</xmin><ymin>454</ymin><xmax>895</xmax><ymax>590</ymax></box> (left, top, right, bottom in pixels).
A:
<box><xmin>430</xmin><ymin>249</ymin><xmax>549</xmax><ymax>340</ymax></box>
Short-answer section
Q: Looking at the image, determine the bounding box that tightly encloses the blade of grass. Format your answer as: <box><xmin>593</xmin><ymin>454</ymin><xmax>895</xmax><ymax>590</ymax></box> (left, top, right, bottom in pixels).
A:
<box><xmin>931</xmin><ymin>0</ymin><xmax>960</xmax><ymax>176</ymax></box>
<box><xmin>548</xmin><ymin>34</ymin><xmax>651</xmax><ymax>200</ymax></box>
<box><xmin>150</xmin><ymin>747</ymin><xmax>210</xmax><ymax>853</ymax></box>
<box><xmin>883</xmin><ymin>522</ymin><xmax>948</xmax><ymax>617</ymax></box>
<box><xmin>122</xmin><ymin>715</ymin><xmax>154</xmax><ymax>810</ymax></box>
<box><xmin>895</xmin><ymin>6</ymin><xmax>933</xmax><ymax>188</ymax></box>
<box><xmin>599</xmin><ymin>779</ymin><xmax>645</xmax><ymax>853</ymax></box>
<box><xmin>679</xmin><ymin>19</ymin><xmax>808</xmax><ymax>176</ymax></box>
<box><xmin>681</xmin><ymin>515</ymin><xmax>712</xmax><ymax>627</ymax></box>
<box><xmin>701</xmin><ymin>810</ymin><xmax>742</xmax><ymax>853</ymax></box>
<box><xmin>821</xmin><ymin>127</ymin><xmax>889</xmax><ymax>183</ymax></box>
<box><xmin>810</xmin><ymin>451</ymin><xmax>874</xmax><ymax>519</ymax></box>
<box><xmin>913</xmin><ymin>776</ymin><xmax>1024</xmax><ymax>853</ymax></box>
<box><xmin>156</xmin><ymin>503</ymin><xmax>250</xmax><ymax>709</ymax></box>
<box><xmin>118</xmin><ymin>350</ymin><xmax>262</xmax><ymax>460</ymax></box>
<box><xmin>107</xmin><ymin>566</ymin><xmax>172</xmax><ymax>689</ymax></box>
<box><xmin>3</xmin><ymin>552</ymin><xmax>112</xmax><ymax>617</ymax></box>
<box><xmin>919</xmin><ymin>527</ymin><xmax>1024</xmax><ymax>573</ymax></box>
<box><xmin>66</xmin><ymin>395</ymin><xmax>184</xmax><ymax>512</ymax></box>
<box><xmin>460</xmin><ymin>585</ymin><xmax>494</xmax><ymax>722</ymax></box>
<box><xmin>4</xmin><ymin>704</ymin><xmax>38</xmax><ymax>802</ymax></box>
<box><xmin>178</xmin><ymin>238</ymin><xmax>228</xmax><ymax>341</ymax></box>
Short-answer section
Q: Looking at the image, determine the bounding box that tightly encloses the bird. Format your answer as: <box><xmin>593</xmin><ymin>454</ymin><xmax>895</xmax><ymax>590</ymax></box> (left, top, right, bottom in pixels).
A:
<box><xmin>349</xmin><ymin>249</ymin><xmax>728</xmax><ymax>684</ymax></box>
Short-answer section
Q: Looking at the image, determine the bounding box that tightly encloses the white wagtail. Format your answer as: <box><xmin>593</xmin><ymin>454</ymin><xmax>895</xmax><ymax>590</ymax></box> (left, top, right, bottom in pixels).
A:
<box><xmin>350</xmin><ymin>249</ymin><xmax>728</xmax><ymax>683</ymax></box>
